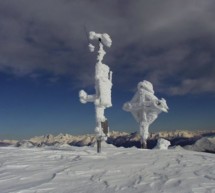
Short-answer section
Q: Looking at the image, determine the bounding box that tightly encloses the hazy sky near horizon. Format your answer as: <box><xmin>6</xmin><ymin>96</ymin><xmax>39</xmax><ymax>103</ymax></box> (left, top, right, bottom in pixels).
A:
<box><xmin>0</xmin><ymin>0</ymin><xmax>215</xmax><ymax>139</ymax></box>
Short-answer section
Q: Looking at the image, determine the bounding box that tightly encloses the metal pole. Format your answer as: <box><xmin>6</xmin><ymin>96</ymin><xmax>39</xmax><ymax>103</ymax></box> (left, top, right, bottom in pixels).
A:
<box><xmin>97</xmin><ymin>139</ymin><xmax>101</xmax><ymax>153</ymax></box>
<box><xmin>140</xmin><ymin>137</ymin><xmax>147</xmax><ymax>149</ymax></box>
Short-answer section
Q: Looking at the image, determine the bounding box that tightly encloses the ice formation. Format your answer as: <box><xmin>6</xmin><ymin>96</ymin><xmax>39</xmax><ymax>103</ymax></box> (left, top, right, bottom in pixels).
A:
<box><xmin>153</xmin><ymin>138</ymin><xmax>171</xmax><ymax>150</ymax></box>
<box><xmin>79</xmin><ymin>31</ymin><xmax>112</xmax><ymax>144</ymax></box>
<box><xmin>123</xmin><ymin>80</ymin><xmax>168</xmax><ymax>148</ymax></box>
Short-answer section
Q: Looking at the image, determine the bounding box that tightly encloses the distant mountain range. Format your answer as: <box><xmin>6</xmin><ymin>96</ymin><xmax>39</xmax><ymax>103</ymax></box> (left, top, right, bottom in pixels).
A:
<box><xmin>1</xmin><ymin>130</ymin><xmax>215</xmax><ymax>153</ymax></box>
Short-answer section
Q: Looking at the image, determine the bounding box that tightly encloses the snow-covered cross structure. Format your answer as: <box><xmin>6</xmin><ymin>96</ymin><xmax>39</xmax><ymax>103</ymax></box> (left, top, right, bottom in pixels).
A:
<box><xmin>123</xmin><ymin>80</ymin><xmax>168</xmax><ymax>149</ymax></box>
<box><xmin>79</xmin><ymin>31</ymin><xmax>112</xmax><ymax>153</ymax></box>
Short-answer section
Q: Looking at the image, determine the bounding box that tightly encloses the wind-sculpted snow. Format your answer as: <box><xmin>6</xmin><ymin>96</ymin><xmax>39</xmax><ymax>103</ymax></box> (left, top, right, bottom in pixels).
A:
<box><xmin>0</xmin><ymin>146</ymin><xmax>215</xmax><ymax>193</ymax></box>
<box><xmin>184</xmin><ymin>137</ymin><xmax>215</xmax><ymax>153</ymax></box>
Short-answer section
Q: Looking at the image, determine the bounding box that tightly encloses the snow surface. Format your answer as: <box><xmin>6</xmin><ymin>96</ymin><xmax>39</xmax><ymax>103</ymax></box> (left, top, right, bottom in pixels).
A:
<box><xmin>0</xmin><ymin>145</ymin><xmax>215</xmax><ymax>193</ymax></box>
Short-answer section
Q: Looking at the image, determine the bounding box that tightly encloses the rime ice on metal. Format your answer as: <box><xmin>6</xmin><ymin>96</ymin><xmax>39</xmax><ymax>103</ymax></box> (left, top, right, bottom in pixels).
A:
<box><xmin>123</xmin><ymin>80</ymin><xmax>168</xmax><ymax>148</ymax></box>
<box><xmin>79</xmin><ymin>31</ymin><xmax>112</xmax><ymax>151</ymax></box>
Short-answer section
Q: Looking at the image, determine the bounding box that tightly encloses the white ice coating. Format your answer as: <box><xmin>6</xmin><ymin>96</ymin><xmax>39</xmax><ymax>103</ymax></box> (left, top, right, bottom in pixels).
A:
<box><xmin>153</xmin><ymin>138</ymin><xmax>171</xmax><ymax>150</ymax></box>
<box><xmin>79</xmin><ymin>31</ymin><xmax>112</xmax><ymax>140</ymax></box>
<box><xmin>89</xmin><ymin>31</ymin><xmax>112</xmax><ymax>47</ymax></box>
<box><xmin>123</xmin><ymin>80</ymin><xmax>168</xmax><ymax>147</ymax></box>
<box><xmin>88</xmin><ymin>43</ymin><xmax>95</xmax><ymax>52</ymax></box>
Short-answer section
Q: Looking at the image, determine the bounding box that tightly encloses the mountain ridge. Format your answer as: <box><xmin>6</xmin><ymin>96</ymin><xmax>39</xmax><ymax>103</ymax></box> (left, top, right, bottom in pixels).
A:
<box><xmin>1</xmin><ymin>130</ymin><xmax>215</xmax><ymax>153</ymax></box>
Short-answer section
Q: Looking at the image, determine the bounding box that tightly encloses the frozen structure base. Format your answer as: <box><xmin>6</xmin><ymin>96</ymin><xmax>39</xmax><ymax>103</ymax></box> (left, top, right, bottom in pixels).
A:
<box><xmin>123</xmin><ymin>80</ymin><xmax>168</xmax><ymax>148</ymax></box>
<box><xmin>79</xmin><ymin>31</ymin><xmax>112</xmax><ymax>143</ymax></box>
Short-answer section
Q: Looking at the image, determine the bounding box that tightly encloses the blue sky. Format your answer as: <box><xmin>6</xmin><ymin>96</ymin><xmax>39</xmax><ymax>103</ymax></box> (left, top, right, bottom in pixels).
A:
<box><xmin>0</xmin><ymin>1</ymin><xmax>215</xmax><ymax>139</ymax></box>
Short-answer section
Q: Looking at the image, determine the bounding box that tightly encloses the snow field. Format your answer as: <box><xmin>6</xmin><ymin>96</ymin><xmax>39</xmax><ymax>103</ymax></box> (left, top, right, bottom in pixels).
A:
<box><xmin>0</xmin><ymin>145</ymin><xmax>214</xmax><ymax>193</ymax></box>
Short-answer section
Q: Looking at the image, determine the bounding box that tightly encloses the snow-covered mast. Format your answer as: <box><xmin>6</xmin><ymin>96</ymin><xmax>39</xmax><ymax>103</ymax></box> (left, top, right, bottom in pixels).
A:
<box><xmin>123</xmin><ymin>80</ymin><xmax>168</xmax><ymax>148</ymax></box>
<box><xmin>79</xmin><ymin>31</ymin><xmax>112</xmax><ymax>153</ymax></box>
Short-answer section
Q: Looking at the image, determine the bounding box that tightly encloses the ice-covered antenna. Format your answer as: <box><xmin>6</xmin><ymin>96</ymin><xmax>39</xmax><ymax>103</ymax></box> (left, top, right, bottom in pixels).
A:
<box><xmin>89</xmin><ymin>31</ymin><xmax>112</xmax><ymax>47</ymax></box>
<box><xmin>88</xmin><ymin>31</ymin><xmax>112</xmax><ymax>63</ymax></box>
<box><xmin>87</xmin><ymin>31</ymin><xmax>112</xmax><ymax>54</ymax></box>
<box><xmin>79</xmin><ymin>31</ymin><xmax>113</xmax><ymax>153</ymax></box>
